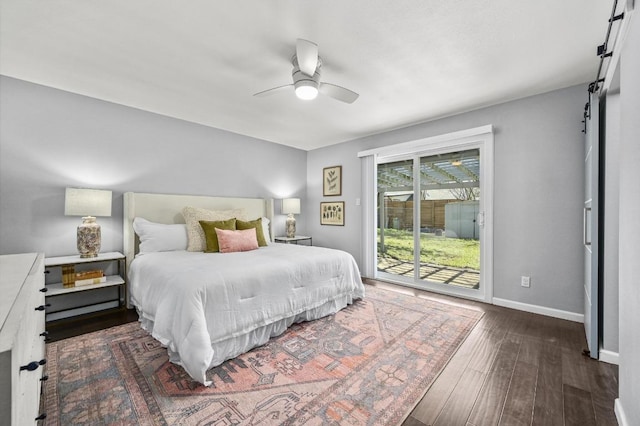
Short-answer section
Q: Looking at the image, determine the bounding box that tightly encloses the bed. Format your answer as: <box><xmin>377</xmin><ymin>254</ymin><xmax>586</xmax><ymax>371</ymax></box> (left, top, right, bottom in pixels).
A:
<box><xmin>123</xmin><ymin>192</ymin><xmax>365</xmax><ymax>386</ymax></box>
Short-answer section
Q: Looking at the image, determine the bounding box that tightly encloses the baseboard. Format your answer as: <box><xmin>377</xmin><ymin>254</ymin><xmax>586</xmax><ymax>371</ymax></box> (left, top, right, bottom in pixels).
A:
<box><xmin>599</xmin><ymin>349</ymin><xmax>619</xmax><ymax>365</ymax></box>
<box><xmin>492</xmin><ymin>298</ymin><xmax>584</xmax><ymax>322</ymax></box>
<box><xmin>615</xmin><ymin>398</ymin><xmax>629</xmax><ymax>426</ymax></box>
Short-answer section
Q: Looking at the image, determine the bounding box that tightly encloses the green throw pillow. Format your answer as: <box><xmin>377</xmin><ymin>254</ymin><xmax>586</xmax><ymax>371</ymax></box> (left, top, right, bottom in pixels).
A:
<box><xmin>236</xmin><ymin>218</ymin><xmax>267</xmax><ymax>247</ymax></box>
<box><xmin>199</xmin><ymin>218</ymin><xmax>237</xmax><ymax>252</ymax></box>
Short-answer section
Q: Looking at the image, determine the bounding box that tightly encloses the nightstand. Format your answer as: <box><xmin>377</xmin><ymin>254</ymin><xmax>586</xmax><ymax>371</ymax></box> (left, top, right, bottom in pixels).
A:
<box><xmin>274</xmin><ymin>235</ymin><xmax>312</xmax><ymax>246</ymax></box>
<box><xmin>44</xmin><ymin>252</ymin><xmax>126</xmax><ymax>321</ymax></box>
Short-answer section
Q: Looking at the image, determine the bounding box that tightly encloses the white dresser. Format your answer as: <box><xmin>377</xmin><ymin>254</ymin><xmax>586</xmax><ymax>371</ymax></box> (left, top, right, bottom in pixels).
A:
<box><xmin>0</xmin><ymin>253</ymin><xmax>47</xmax><ymax>425</ymax></box>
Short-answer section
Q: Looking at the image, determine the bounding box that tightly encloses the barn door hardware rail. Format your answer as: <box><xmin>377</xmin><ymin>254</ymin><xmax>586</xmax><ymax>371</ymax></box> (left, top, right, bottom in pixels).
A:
<box><xmin>582</xmin><ymin>0</ymin><xmax>625</xmax><ymax>133</ymax></box>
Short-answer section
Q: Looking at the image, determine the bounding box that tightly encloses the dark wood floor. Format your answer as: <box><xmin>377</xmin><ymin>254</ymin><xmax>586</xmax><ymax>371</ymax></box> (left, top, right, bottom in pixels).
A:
<box><xmin>46</xmin><ymin>281</ymin><xmax>619</xmax><ymax>426</ymax></box>
<box><xmin>363</xmin><ymin>281</ymin><xmax>619</xmax><ymax>426</ymax></box>
<box><xmin>46</xmin><ymin>307</ymin><xmax>139</xmax><ymax>342</ymax></box>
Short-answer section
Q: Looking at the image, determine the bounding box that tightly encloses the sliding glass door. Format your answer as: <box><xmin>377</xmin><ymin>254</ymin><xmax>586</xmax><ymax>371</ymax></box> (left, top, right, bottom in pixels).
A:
<box><xmin>377</xmin><ymin>158</ymin><xmax>415</xmax><ymax>279</ymax></box>
<box><xmin>417</xmin><ymin>149</ymin><xmax>480</xmax><ymax>290</ymax></box>
<box><xmin>376</xmin><ymin>144</ymin><xmax>489</xmax><ymax>300</ymax></box>
<box><xmin>358</xmin><ymin>125</ymin><xmax>493</xmax><ymax>301</ymax></box>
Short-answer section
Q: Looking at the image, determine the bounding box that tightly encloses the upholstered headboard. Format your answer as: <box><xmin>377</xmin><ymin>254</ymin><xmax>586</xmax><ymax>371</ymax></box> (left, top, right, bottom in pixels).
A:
<box><xmin>123</xmin><ymin>192</ymin><xmax>274</xmax><ymax>272</ymax></box>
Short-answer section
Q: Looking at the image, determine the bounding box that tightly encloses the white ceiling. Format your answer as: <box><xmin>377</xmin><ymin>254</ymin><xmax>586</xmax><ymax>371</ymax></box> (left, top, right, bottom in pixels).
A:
<box><xmin>0</xmin><ymin>0</ymin><xmax>611</xmax><ymax>151</ymax></box>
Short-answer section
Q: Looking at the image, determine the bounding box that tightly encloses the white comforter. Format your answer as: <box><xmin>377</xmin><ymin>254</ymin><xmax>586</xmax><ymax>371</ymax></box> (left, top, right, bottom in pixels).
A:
<box><xmin>129</xmin><ymin>244</ymin><xmax>365</xmax><ymax>385</ymax></box>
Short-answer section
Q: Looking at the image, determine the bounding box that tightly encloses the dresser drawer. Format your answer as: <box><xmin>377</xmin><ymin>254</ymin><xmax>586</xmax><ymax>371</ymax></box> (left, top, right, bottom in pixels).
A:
<box><xmin>16</xmin><ymin>262</ymin><xmax>46</xmax><ymax>424</ymax></box>
<box><xmin>0</xmin><ymin>253</ymin><xmax>46</xmax><ymax>425</ymax></box>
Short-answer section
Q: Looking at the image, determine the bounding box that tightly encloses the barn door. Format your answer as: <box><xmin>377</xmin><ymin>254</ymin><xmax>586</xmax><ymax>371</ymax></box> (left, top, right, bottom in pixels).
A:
<box><xmin>584</xmin><ymin>92</ymin><xmax>600</xmax><ymax>359</ymax></box>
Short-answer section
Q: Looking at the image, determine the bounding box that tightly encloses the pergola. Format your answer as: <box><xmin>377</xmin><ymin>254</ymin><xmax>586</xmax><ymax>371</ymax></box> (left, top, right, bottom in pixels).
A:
<box><xmin>377</xmin><ymin>150</ymin><xmax>480</xmax><ymax>193</ymax></box>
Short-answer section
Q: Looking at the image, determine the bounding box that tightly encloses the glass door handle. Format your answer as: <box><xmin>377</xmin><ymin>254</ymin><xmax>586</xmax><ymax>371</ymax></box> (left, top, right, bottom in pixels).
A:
<box><xmin>583</xmin><ymin>207</ymin><xmax>591</xmax><ymax>246</ymax></box>
<box><xmin>477</xmin><ymin>212</ymin><xmax>485</xmax><ymax>227</ymax></box>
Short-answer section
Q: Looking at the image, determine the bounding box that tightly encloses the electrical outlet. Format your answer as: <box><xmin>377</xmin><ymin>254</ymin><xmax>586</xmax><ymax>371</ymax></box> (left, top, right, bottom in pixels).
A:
<box><xmin>521</xmin><ymin>276</ymin><xmax>531</xmax><ymax>288</ymax></box>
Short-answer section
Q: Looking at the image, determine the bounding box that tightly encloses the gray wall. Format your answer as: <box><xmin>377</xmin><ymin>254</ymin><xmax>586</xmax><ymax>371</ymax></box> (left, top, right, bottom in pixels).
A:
<box><xmin>307</xmin><ymin>85</ymin><xmax>586</xmax><ymax>315</ymax></box>
<box><xmin>0</xmin><ymin>77</ymin><xmax>308</xmax><ymax>257</ymax></box>
<box><xmin>618</xmin><ymin>12</ymin><xmax>640</xmax><ymax>426</ymax></box>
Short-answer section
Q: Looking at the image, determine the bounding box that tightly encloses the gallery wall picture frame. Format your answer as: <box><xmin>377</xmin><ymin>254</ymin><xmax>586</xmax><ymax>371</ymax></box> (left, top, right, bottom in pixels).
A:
<box><xmin>323</xmin><ymin>165</ymin><xmax>342</xmax><ymax>196</ymax></box>
<box><xmin>320</xmin><ymin>201</ymin><xmax>345</xmax><ymax>226</ymax></box>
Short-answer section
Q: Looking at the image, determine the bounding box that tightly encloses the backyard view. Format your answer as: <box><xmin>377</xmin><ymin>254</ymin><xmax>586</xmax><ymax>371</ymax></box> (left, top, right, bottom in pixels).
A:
<box><xmin>378</xmin><ymin>228</ymin><xmax>480</xmax><ymax>270</ymax></box>
<box><xmin>377</xmin><ymin>148</ymin><xmax>481</xmax><ymax>289</ymax></box>
<box><xmin>377</xmin><ymin>228</ymin><xmax>481</xmax><ymax>289</ymax></box>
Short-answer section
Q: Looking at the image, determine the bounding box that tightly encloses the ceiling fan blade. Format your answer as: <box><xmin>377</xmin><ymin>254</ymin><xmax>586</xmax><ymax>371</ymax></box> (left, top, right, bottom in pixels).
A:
<box><xmin>319</xmin><ymin>83</ymin><xmax>359</xmax><ymax>104</ymax></box>
<box><xmin>296</xmin><ymin>39</ymin><xmax>318</xmax><ymax>76</ymax></box>
<box><xmin>253</xmin><ymin>84</ymin><xmax>293</xmax><ymax>97</ymax></box>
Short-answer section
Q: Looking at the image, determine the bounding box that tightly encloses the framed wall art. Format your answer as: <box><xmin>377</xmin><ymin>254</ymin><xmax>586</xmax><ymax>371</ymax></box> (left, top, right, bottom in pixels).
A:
<box><xmin>320</xmin><ymin>201</ymin><xmax>345</xmax><ymax>226</ymax></box>
<box><xmin>323</xmin><ymin>165</ymin><xmax>342</xmax><ymax>196</ymax></box>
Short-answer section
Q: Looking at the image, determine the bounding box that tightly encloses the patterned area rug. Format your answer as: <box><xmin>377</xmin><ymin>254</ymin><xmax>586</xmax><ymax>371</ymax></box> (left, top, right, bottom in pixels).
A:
<box><xmin>44</xmin><ymin>286</ymin><xmax>482</xmax><ymax>425</ymax></box>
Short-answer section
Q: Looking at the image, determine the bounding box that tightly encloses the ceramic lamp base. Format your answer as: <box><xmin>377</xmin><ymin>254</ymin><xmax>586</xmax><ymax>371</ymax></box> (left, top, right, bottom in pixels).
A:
<box><xmin>286</xmin><ymin>214</ymin><xmax>296</xmax><ymax>238</ymax></box>
<box><xmin>77</xmin><ymin>216</ymin><xmax>101</xmax><ymax>258</ymax></box>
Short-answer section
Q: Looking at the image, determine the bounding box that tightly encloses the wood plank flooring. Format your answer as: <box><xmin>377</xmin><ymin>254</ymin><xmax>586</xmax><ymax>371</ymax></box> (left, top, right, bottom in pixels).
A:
<box><xmin>45</xmin><ymin>281</ymin><xmax>619</xmax><ymax>426</ymax></box>
<box><xmin>364</xmin><ymin>281</ymin><xmax>619</xmax><ymax>426</ymax></box>
<box><xmin>46</xmin><ymin>307</ymin><xmax>138</xmax><ymax>342</ymax></box>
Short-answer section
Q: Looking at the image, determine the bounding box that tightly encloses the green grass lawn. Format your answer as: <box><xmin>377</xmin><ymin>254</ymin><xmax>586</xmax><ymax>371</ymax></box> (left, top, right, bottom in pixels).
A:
<box><xmin>378</xmin><ymin>228</ymin><xmax>480</xmax><ymax>270</ymax></box>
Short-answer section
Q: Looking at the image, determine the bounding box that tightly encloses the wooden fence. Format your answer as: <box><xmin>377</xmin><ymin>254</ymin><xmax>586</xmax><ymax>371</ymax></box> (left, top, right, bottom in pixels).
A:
<box><xmin>382</xmin><ymin>200</ymin><xmax>454</xmax><ymax>230</ymax></box>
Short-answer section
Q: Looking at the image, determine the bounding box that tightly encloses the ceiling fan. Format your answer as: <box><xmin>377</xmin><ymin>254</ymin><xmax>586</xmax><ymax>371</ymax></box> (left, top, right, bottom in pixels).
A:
<box><xmin>254</xmin><ymin>39</ymin><xmax>359</xmax><ymax>104</ymax></box>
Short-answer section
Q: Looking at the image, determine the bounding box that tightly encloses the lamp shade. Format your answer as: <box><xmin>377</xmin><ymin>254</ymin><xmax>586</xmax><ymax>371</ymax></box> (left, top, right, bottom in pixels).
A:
<box><xmin>65</xmin><ymin>188</ymin><xmax>112</xmax><ymax>217</ymax></box>
<box><xmin>282</xmin><ymin>198</ymin><xmax>301</xmax><ymax>215</ymax></box>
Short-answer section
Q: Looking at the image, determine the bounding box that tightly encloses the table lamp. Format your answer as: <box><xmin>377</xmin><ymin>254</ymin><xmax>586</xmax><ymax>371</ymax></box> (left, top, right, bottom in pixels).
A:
<box><xmin>65</xmin><ymin>188</ymin><xmax>112</xmax><ymax>258</ymax></box>
<box><xmin>282</xmin><ymin>198</ymin><xmax>300</xmax><ymax>238</ymax></box>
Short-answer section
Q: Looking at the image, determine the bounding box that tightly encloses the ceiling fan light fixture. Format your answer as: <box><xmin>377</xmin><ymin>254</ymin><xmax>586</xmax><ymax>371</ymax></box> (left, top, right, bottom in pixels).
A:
<box><xmin>295</xmin><ymin>81</ymin><xmax>318</xmax><ymax>100</ymax></box>
<box><xmin>254</xmin><ymin>39</ymin><xmax>358</xmax><ymax>104</ymax></box>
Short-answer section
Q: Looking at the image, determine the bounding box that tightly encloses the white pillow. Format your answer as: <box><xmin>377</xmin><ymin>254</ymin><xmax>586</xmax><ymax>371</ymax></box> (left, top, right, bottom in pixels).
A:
<box><xmin>261</xmin><ymin>217</ymin><xmax>271</xmax><ymax>245</ymax></box>
<box><xmin>133</xmin><ymin>217</ymin><xmax>188</xmax><ymax>254</ymax></box>
<box><xmin>181</xmin><ymin>206</ymin><xmax>248</xmax><ymax>252</ymax></box>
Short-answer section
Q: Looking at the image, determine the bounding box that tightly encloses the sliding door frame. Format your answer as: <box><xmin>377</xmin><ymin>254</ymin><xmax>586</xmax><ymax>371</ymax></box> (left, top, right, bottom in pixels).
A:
<box><xmin>359</xmin><ymin>125</ymin><xmax>494</xmax><ymax>303</ymax></box>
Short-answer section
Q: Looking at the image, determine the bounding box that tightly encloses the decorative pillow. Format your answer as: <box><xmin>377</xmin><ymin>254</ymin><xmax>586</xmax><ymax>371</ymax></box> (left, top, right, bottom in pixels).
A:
<box><xmin>199</xmin><ymin>219</ymin><xmax>237</xmax><ymax>253</ymax></box>
<box><xmin>182</xmin><ymin>206</ymin><xmax>248</xmax><ymax>252</ymax></box>
<box><xmin>236</xmin><ymin>218</ymin><xmax>268</xmax><ymax>247</ymax></box>
<box><xmin>261</xmin><ymin>217</ymin><xmax>271</xmax><ymax>245</ymax></box>
<box><xmin>133</xmin><ymin>217</ymin><xmax>188</xmax><ymax>254</ymax></box>
<box><xmin>215</xmin><ymin>228</ymin><xmax>259</xmax><ymax>253</ymax></box>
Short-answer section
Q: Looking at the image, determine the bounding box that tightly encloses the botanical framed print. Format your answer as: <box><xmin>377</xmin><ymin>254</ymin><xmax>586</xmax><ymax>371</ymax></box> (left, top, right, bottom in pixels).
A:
<box><xmin>323</xmin><ymin>165</ymin><xmax>342</xmax><ymax>196</ymax></box>
<box><xmin>320</xmin><ymin>201</ymin><xmax>345</xmax><ymax>226</ymax></box>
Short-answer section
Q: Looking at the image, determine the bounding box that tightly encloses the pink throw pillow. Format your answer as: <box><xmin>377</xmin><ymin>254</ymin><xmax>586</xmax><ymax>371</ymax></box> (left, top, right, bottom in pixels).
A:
<box><xmin>215</xmin><ymin>228</ymin><xmax>259</xmax><ymax>253</ymax></box>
